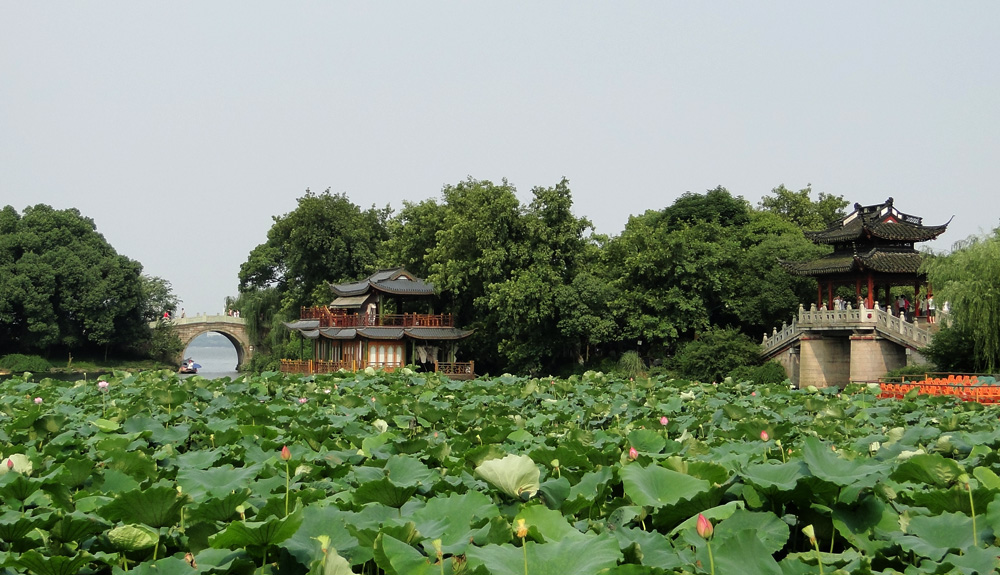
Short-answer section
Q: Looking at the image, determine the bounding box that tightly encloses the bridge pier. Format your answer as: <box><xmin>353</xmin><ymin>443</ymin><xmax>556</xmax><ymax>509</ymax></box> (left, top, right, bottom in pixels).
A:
<box><xmin>849</xmin><ymin>334</ymin><xmax>906</xmax><ymax>384</ymax></box>
<box><xmin>799</xmin><ymin>336</ymin><xmax>851</xmax><ymax>388</ymax></box>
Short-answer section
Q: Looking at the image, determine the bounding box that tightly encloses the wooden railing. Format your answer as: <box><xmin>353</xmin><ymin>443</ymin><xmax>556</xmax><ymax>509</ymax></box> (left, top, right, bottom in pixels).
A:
<box><xmin>280</xmin><ymin>358</ymin><xmax>473</xmax><ymax>379</ymax></box>
<box><xmin>299</xmin><ymin>307</ymin><xmax>455</xmax><ymax>328</ymax></box>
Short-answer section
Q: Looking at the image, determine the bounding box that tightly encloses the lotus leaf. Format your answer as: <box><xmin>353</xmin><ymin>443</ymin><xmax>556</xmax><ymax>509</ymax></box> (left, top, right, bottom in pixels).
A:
<box><xmin>474</xmin><ymin>454</ymin><xmax>540</xmax><ymax>499</ymax></box>
<box><xmin>107</xmin><ymin>523</ymin><xmax>159</xmax><ymax>551</ymax></box>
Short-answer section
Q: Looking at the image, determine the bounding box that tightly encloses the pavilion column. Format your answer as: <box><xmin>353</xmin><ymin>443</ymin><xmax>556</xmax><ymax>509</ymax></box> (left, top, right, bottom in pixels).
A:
<box><xmin>914</xmin><ymin>281</ymin><xmax>922</xmax><ymax>317</ymax></box>
<box><xmin>827</xmin><ymin>281</ymin><xmax>834</xmax><ymax>310</ymax></box>
<box><xmin>866</xmin><ymin>274</ymin><xmax>874</xmax><ymax>308</ymax></box>
<box><xmin>817</xmin><ymin>283</ymin><xmax>823</xmax><ymax>308</ymax></box>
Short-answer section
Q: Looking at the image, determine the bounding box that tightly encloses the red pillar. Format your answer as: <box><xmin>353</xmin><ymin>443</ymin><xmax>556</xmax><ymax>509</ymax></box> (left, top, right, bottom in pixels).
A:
<box><xmin>914</xmin><ymin>282</ymin><xmax>921</xmax><ymax>317</ymax></box>
<box><xmin>866</xmin><ymin>274</ymin><xmax>875</xmax><ymax>308</ymax></box>
<box><xmin>817</xmin><ymin>282</ymin><xmax>823</xmax><ymax>308</ymax></box>
<box><xmin>827</xmin><ymin>281</ymin><xmax>834</xmax><ymax>311</ymax></box>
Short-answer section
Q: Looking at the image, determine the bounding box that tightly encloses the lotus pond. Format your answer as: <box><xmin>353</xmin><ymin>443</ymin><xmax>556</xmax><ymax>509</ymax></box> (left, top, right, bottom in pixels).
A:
<box><xmin>2</xmin><ymin>369</ymin><xmax>1000</xmax><ymax>574</ymax></box>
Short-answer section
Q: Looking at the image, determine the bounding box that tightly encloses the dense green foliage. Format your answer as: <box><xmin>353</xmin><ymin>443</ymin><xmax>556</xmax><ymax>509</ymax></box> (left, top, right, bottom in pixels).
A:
<box><xmin>3</xmin><ymin>369</ymin><xmax>1000</xmax><ymax>574</ymax></box>
<box><xmin>0</xmin><ymin>353</ymin><xmax>52</xmax><ymax>373</ymax></box>
<box><xmin>239</xmin><ymin>180</ymin><xmax>841</xmax><ymax>375</ymax></box>
<box><xmin>0</xmin><ymin>204</ymin><xmax>174</xmax><ymax>360</ymax></box>
<box><xmin>923</xmin><ymin>229</ymin><xmax>1000</xmax><ymax>373</ymax></box>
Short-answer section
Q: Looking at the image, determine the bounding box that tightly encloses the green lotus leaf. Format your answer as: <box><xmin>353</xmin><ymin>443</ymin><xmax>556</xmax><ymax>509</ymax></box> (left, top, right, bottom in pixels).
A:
<box><xmin>713</xmin><ymin>509</ymin><xmax>789</xmax><ymax>555</ymax></box>
<box><xmin>801</xmin><ymin>436</ymin><xmax>883</xmax><ymax>487</ymax></box>
<box><xmin>373</xmin><ymin>533</ymin><xmax>439</xmax><ymax>575</ymax></box>
<box><xmin>475</xmin><ymin>454</ymin><xmax>540</xmax><ymax>499</ymax></box>
<box><xmin>48</xmin><ymin>511</ymin><xmax>110</xmax><ymax>544</ymax></box>
<box><xmin>186</xmin><ymin>489</ymin><xmax>252</xmax><ymax>524</ymax></box>
<box><xmin>891</xmin><ymin>452</ymin><xmax>965</xmax><ymax>487</ymax></box>
<box><xmin>98</xmin><ymin>485</ymin><xmax>190</xmax><ymax>528</ymax></box>
<box><xmin>695</xmin><ymin>528</ymin><xmax>781</xmax><ymax>575</ymax></box>
<box><xmin>627</xmin><ymin>429</ymin><xmax>666</xmax><ymax>454</ymax></box>
<box><xmin>15</xmin><ymin>550</ymin><xmax>91</xmax><ymax>575</ymax></box>
<box><xmin>177</xmin><ymin>464</ymin><xmax>262</xmax><ymax>501</ymax></box>
<box><xmin>409</xmin><ymin>491</ymin><xmax>499</xmax><ymax>553</ymax></box>
<box><xmin>620</xmin><ymin>464</ymin><xmax>710</xmax><ymax>508</ymax></box>
<box><xmin>0</xmin><ymin>472</ymin><xmax>42</xmax><ymax>504</ymax></box>
<box><xmin>742</xmin><ymin>460</ymin><xmax>808</xmax><ymax>492</ymax></box>
<box><xmin>107</xmin><ymin>523</ymin><xmax>159</xmax><ymax>551</ymax></box>
<box><xmin>0</xmin><ymin>511</ymin><xmax>46</xmax><ymax>543</ymax></box>
<box><xmin>151</xmin><ymin>388</ymin><xmax>188</xmax><ymax>407</ymax></box>
<box><xmin>384</xmin><ymin>454</ymin><xmax>436</xmax><ymax>488</ymax></box>
<box><xmin>893</xmin><ymin>511</ymin><xmax>976</xmax><ymax>561</ymax></box>
<box><xmin>466</xmin><ymin>534</ymin><xmax>622</xmax><ymax>575</ymax></box>
<box><xmin>516</xmin><ymin>504</ymin><xmax>585</xmax><ymax>542</ymax></box>
<box><xmin>92</xmin><ymin>418</ymin><xmax>120</xmax><ymax>433</ymax></box>
<box><xmin>353</xmin><ymin>476</ymin><xmax>417</xmax><ymax>509</ymax></box>
<box><xmin>209</xmin><ymin>508</ymin><xmax>304</xmax><ymax>550</ymax></box>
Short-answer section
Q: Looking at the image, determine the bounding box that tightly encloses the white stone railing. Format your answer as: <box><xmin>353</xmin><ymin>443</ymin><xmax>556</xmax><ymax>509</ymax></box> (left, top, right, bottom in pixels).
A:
<box><xmin>762</xmin><ymin>303</ymin><xmax>933</xmax><ymax>355</ymax></box>
<box><xmin>148</xmin><ymin>314</ymin><xmax>245</xmax><ymax>329</ymax></box>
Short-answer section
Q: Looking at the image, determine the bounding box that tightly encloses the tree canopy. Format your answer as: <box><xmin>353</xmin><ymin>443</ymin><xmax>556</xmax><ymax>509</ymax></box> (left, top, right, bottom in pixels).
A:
<box><xmin>0</xmin><ymin>204</ymin><xmax>160</xmax><ymax>357</ymax></box>
<box><xmin>923</xmin><ymin>229</ymin><xmax>1000</xmax><ymax>372</ymax></box>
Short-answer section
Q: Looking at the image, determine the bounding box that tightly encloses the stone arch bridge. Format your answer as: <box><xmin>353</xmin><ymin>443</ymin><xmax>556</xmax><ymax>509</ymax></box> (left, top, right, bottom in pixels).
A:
<box><xmin>152</xmin><ymin>315</ymin><xmax>252</xmax><ymax>370</ymax></box>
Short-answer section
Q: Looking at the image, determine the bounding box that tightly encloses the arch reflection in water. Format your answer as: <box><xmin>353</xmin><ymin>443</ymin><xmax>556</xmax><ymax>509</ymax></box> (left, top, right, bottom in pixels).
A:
<box><xmin>183</xmin><ymin>333</ymin><xmax>239</xmax><ymax>379</ymax></box>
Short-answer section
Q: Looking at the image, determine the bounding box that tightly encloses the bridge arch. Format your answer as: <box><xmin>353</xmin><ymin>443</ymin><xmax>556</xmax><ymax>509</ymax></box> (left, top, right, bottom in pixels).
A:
<box><xmin>160</xmin><ymin>315</ymin><xmax>253</xmax><ymax>370</ymax></box>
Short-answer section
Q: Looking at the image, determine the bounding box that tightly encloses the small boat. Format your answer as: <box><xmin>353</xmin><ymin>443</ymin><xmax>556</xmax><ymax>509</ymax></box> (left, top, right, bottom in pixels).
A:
<box><xmin>179</xmin><ymin>358</ymin><xmax>200</xmax><ymax>374</ymax></box>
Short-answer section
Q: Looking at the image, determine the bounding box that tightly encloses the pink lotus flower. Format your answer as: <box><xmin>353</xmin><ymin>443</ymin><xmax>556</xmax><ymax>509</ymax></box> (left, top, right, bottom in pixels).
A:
<box><xmin>280</xmin><ymin>445</ymin><xmax>291</xmax><ymax>461</ymax></box>
<box><xmin>751</xmin><ymin>391</ymin><xmax>756</xmax><ymax>396</ymax></box>
<box><xmin>298</xmin><ymin>397</ymin><xmax>307</xmax><ymax>404</ymax></box>
<box><xmin>33</xmin><ymin>397</ymin><xmax>42</xmax><ymax>405</ymax></box>
<box><xmin>696</xmin><ymin>513</ymin><xmax>713</xmax><ymax>539</ymax></box>
<box><xmin>760</xmin><ymin>430</ymin><xmax>769</xmax><ymax>441</ymax></box>
<box><xmin>660</xmin><ymin>416</ymin><xmax>669</xmax><ymax>426</ymax></box>
<box><xmin>628</xmin><ymin>446</ymin><xmax>638</xmax><ymax>460</ymax></box>
<box><xmin>98</xmin><ymin>380</ymin><xmax>109</xmax><ymax>390</ymax></box>
<box><xmin>5</xmin><ymin>459</ymin><xmax>12</xmax><ymax>470</ymax></box>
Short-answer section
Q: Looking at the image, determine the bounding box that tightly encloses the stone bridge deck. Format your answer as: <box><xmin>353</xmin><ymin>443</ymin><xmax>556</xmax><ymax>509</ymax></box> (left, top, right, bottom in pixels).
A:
<box><xmin>761</xmin><ymin>304</ymin><xmax>936</xmax><ymax>388</ymax></box>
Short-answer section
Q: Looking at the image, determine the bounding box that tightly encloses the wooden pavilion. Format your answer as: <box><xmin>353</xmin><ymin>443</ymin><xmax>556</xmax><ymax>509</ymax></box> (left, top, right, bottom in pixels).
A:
<box><xmin>281</xmin><ymin>268</ymin><xmax>475</xmax><ymax>378</ymax></box>
<box><xmin>780</xmin><ymin>197</ymin><xmax>949</xmax><ymax>315</ymax></box>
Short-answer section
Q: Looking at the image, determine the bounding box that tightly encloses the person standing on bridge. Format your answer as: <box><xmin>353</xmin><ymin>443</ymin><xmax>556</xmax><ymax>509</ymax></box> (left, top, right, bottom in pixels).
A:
<box><xmin>180</xmin><ymin>308</ymin><xmax>186</xmax><ymax>318</ymax></box>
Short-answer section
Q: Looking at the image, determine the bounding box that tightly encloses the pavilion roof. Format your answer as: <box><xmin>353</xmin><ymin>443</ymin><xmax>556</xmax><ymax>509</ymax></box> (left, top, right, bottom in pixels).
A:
<box><xmin>805</xmin><ymin>197</ymin><xmax>949</xmax><ymax>245</ymax></box>
<box><xmin>781</xmin><ymin>247</ymin><xmax>924</xmax><ymax>277</ymax></box>
<box><xmin>330</xmin><ymin>267</ymin><xmax>437</xmax><ymax>298</ymax></box>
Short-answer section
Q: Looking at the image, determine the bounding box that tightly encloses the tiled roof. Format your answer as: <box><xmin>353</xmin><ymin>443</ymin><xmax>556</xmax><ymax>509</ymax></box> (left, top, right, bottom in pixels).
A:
<box><xmin>329</xmin><ymin>267</ymin><xmax>436</xmax><ymax>297</ymax></box>
<box><xmin>805</xmin><ymin>198</ymin><xmax>948</xmax><ymax>244</ymax></box>
<box><xmin>781</xmin><ymin>248</ymin><xmax>924</xmax><ymax>277</ymax></box>
<box><xmin>405</xmin><ymin>327</ymin><xmax>474</xmax><ymax>340</ymax></box>
<box><xmin>356</xmin><ymin>327</ymin><xmax>406</xmax><ymax>340</ymax></box>
<box><xmin>318</xmin><ymin>327</ymin><xmax>358</xmax><ymax>340</ymax></box>
<box><xmin>283</xmin><ymin>320</ymin><xmax>320</xmax><ymax>330</ymax></box>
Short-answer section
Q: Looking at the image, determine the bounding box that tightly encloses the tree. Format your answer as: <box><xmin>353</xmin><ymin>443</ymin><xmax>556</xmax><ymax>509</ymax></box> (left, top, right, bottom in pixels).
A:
<box><xmin>758</xmin><ymin>184</ymin><xmax>848</xmax><ymax>230</ymax></box>
<box><xmin>923</xmin><ymin>230</ymin><xmax>1000</xmax><ymax>372</ymax></box>
<box><xmin>0</xmin><ymin>204</ymin><xmax>150</xmax><ymax>358</ymax></box>
<box><xmin>485</xmin><ymin>179</ymin><xmax>598</xmax><ymax>372</ymax></box>
<box><xmin>238</xmin><ymin>189</ymin><xmax>391</xmax><ymax>312</ymax></box>
<box><xmin>139</xmin><ymin>275</ymin><xmax>179</xmax><ymax>322</ymax></box>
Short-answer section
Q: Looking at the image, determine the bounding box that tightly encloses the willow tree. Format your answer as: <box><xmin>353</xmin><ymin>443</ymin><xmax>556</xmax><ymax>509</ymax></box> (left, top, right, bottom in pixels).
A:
<box><xmin>923</xmin><ymin>229</ymin><xmax>1000</xmax><ymax>373</ymax></box>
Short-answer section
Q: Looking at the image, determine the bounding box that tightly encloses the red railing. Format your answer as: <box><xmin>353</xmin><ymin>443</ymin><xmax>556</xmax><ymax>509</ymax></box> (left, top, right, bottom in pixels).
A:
<box><xmin>280</xmin><ymin>358</ymin><xmax>472</xmax><ymax>379</ymax></box>
<box><xmin>299</xmin><ymin>307</ymin><xmax>455</xmax><ymax>328</ymax></box>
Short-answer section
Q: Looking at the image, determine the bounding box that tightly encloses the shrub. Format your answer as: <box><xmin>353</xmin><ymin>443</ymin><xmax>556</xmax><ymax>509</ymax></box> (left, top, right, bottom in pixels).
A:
<box><xmin>617</xmin><ymin>350</ymin><xmax>646</xmax><ymax>379</ymax></box>
<box><xmin>671</xmin><ymin>327</ymin><xmax>762</xmax><ymax>383</ymax></box>
<box><xmin>0</xmin><ymin>354</ymin><xmax>52</xmax><ymax>373</ymax></box>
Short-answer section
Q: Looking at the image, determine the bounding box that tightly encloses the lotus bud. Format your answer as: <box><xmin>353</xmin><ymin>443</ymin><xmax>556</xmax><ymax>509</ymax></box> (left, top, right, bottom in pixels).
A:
<box><xmin>628</xmin><ymin>446</ymin><xmax>638</xmax><ymax>460</ymax></box>
<box><xmin>660</xmin><ymin>416</ymin><xmax>669</xmax><ymax>426</ymax></box>
<box><xmin>432</xmin><ymin>538</ymin><xmax>443</xmax><ymax>560</ymax></box>
<box><xmin>280</xmin><ymin>445</ymin><xmax>291</xmax><ymax>461</ymax></box>
<box><xmin>696</xmin><ymin>514</ymin><xmax>713</xmax><ymax>539</ymax></box>
<box><xmin>33</xmin><ymin>397</ymin><xmax>42</xmax><ymax>405</ymax></box>
<box><xmin>802</xmin><ymin>524</ymin><xmax>817</xmax><ymax>546</ymax></box>
<box><xmin>298</xmin><ymin>397</ymin><xmax>308</xmax><ymax>404</ymax></box>
<box><xmin>760</xmin><ymin>430</ymin><xmax>769</xmax><ymax>442</ymax></box>
<box><xmin>5</xmin><ymin>459</ymin><xmax>12</xmax><ymax>470</ymax></box>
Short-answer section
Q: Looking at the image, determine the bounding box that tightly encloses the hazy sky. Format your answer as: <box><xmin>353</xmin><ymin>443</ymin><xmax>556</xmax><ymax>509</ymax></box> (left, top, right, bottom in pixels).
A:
<box><xmin>3</xmin><ymin>3</ymin><xmax>998</xmax><ymax>315</ymax></box>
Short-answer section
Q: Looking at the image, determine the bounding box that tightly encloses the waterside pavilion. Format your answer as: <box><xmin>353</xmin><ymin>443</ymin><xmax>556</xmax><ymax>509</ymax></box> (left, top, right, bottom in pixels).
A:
<box><xmin>281</xmin><ymin>268</ymin><xmax>475</xmax><ymax>379</ymax></box>
<box><xmin>764</xmin><ymin>198</ymin><xmax>949</xmax><ymax>388</ymax></box>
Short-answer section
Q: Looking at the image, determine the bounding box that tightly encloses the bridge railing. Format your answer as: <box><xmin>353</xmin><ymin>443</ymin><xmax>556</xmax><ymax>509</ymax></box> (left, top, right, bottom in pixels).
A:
<box><xmin>762</xmin><ymin>303</ymin><xmax>934</xmax><ymax>355</ymax></box>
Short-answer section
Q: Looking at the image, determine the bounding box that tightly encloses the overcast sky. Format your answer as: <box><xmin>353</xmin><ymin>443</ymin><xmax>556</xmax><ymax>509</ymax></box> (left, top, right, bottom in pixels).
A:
<box><xmin>3</xmin><ymin>3</ymin><xmax>998</xmax><ymax>315</ymax></box>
